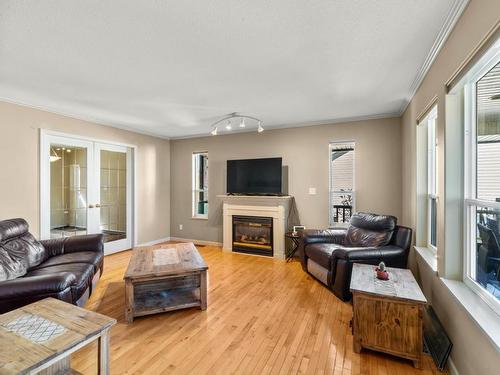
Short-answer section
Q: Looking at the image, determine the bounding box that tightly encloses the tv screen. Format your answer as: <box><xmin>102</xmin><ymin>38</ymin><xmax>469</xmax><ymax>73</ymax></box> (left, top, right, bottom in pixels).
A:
<box><xmin>227</xmin><ymin>158</ymin><xmax>282</xmax><ymax>195</ymax></box>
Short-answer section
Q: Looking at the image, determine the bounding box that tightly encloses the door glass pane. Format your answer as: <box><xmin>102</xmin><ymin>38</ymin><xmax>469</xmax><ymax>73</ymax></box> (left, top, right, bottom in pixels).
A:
<box><xmin>476</xmin><ymin>61</ymin><xmax>500</xmax><ymax>202</ymax></box>
<box><xmin>50</xmin><ymin>145</ymin><xmax>88</xmax><ymax>238</ymax></box>
<box><xmin>100</xmin><ymin>150</ymin><xmax>127</xmax><ymax>243</ymax></box>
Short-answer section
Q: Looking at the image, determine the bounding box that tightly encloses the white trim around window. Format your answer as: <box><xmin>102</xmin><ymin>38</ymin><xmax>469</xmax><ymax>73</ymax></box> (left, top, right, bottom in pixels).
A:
<box><xmin>462</xmin><ymin>42</ymin><xmax>500</xmax><ymax>316</ymax></box>
<box><xmin>427</xmin><ymin>106</ymin><xmax>438</xmax><ymax>253</ymax></box>
<box><xmin>192</xmin><ymin>151</ymin><xmax>208</xmax><ymax>219</ymax></box>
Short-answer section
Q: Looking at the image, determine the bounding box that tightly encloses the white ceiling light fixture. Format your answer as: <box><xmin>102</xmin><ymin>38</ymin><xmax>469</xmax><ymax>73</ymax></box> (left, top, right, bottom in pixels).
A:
<box><xmin>49</xmin><ymin>148</ymin><xmax>61</xmax><ymax>162</ymax></box>
<box><xmin>210</xmin><ymin>113</ymin><xmax>264</xmax><ymax>136</ymax></box>
<box><xmin>257</xmin><ymin>121</ymin><xmax>264</xmax><ymax>133</ymax></box>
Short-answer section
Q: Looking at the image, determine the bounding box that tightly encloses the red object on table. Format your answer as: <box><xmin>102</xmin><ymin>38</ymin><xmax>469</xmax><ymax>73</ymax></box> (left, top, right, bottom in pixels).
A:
<box><xmin>375</xmin><ymin>268</ymin><xmax>389</xmax><ymax>280</ymax></box>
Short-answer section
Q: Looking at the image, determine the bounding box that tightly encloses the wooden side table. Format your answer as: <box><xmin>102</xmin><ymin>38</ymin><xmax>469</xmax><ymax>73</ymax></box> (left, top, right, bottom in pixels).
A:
<box><xmin>350</xmin><ymin>263</ymin><xmax>427</xmax><ymax>368</ymax></box>
<box><xmin>0</xmin><ymin>298</ymin><xmax>116</xmax><ymax>375</ymax></box>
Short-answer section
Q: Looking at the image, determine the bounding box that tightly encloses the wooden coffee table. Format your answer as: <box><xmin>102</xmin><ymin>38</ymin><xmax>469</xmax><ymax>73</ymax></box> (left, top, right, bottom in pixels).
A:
<box><xmin>350</xmin><ymin>263</ymin><xmax>427</xmax><ymax>368</ymax></box>
<box><xmin>124</xmin><ymin>242</ymin><xmax>208</xmax><ymax>323</ymax></box>
<box><xmin>0</xmin><ymin>297</ymin><xmax>116</xmax><ymax>375</ymax></box>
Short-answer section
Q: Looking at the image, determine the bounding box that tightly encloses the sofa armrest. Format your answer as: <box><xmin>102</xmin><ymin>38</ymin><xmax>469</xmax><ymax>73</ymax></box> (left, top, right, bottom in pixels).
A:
<box><xmin>41</xmin><ymin>234</ymin><xmax>104</xmax><ymax>257</ymax></box>
<box><xmin>332</xmin><ymin>245</ymin><xmax>408</xmax><ymax>268</ymax></box>
<box><xmin>0</xmin><ymin>273</ymin><xmax>76</xmax><ymax>300</ymax></box>
<box><xmin>298</xmin><ymin>229</ymin><xmax>347</xmax><ymax>270</ymax></box>
<box><xmin>301</xmin><ymin>229</ymin><xmax>346</xmax><ymax>246</ymax></box>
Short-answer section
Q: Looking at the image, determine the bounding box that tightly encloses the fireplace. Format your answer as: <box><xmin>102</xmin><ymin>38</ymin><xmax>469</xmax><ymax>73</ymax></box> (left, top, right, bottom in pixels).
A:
<box><xmin>232</xmin><ymin>215</ymin><xmax>273</xmax><ymax>257</ymax></box>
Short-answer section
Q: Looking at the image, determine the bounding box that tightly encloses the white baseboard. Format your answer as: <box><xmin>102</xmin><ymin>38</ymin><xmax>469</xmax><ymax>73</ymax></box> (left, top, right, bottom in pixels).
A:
<box><xmin>447</xmin><ymin>357</ymin><xmax>459</xmax><ymax>375</ymax></box>
<box><xmin>135</xmin><ymin>236</ymin><xmax>171</xmax><ymax>247</ymax></box>
<box><xmin>169</xmin><ymin>236</ymin><xmax>222</xmax><ymax>247</ymax></box>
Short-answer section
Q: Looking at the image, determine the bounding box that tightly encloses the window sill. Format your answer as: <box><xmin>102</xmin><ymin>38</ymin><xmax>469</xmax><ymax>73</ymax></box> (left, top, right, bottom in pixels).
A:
<box><xmin>414</xmin><ymin>246</ymin><xmax>438</xmax><ymax>274</ymax></box>
<box><xmin>440</xmin><ymin>278</ymin><xmax>500</xmax><ymax>352</ymax></box>
<box><xmin>191</xmin><ymin>216</ymin><xmax>208</xmax><ymax>220</ymax></box>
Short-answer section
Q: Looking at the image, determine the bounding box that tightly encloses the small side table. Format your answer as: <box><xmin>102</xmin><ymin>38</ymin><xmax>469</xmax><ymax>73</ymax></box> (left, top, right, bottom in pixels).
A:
<box><xmin>350</xmin><ymin>263</ymin><xmax>427</xmax><ymax>368</ymax></box>
<box><xmin>0</xmin><ymin>297</ymin><xmax>116</xmax><ymax>374</ymax></box>
<box><xmin>285</xmin><ymin>231</ymin><xmax>301</xmax><ymax>261</ymax></box>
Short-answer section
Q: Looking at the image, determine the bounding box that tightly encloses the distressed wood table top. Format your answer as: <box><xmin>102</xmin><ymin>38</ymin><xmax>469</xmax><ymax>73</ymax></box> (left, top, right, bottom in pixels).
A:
<box><xmin>124</xmin><ymin>242</ymin><xmax>208</xmax><ymax>280</ymax></box>
<box><xmin>0</xmin><ymin>297</ymin><xmax>116</xmax><ymax>375</ymax></box>
<box><xmin>350</xmin><ymin>263</ymin><xmax>427</xmax><ymax>304</ymax></box>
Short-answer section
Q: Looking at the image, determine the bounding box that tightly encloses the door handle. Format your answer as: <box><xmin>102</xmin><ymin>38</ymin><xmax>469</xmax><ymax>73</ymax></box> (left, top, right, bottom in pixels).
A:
<box><xmin>95</xmin><ymin>203</ymin><xmax>101</xmax><ymax>208</ymax></box>
<box><xmin>89</xmin><ymin>204</ymin><xmax>95</xmax><ymax>209</ymax></box>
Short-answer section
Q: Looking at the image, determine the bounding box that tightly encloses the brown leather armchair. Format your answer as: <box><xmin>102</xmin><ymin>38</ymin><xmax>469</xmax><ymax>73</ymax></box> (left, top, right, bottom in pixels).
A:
<box><xmin>298</xmin><ymin>212</ymin><xmax>412</xmax><ymax>301</ymax></box>
<box><xmin>0</xmin><ymin>218</ymin><xmax>104</xmax><ymax>313</ymax></box>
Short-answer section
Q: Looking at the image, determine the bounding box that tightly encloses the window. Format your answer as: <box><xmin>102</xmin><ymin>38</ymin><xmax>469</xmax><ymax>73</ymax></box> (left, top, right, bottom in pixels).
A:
<box><xmin>416</xmin><ymin>106</ymin><xmax>438</xmax><ymax>252</ymax></box>
<box><xmin>464</xmin><ymin>49</ymin><xmax>500</xmax><ymax>314</ymax></box>
<box><xmin>427</xmin><ymin>107</ymin><xmax>438</xmax><ymax>250</ymax></box>
<box><xmin>329</xmin><ymin>142</ymin><xmax>355</xmax><ymax>226</ymax></box>
<box><xmin>192</xmin><ymin>152</ymin><xmax>208</xmax><ymax>218</ymax></box>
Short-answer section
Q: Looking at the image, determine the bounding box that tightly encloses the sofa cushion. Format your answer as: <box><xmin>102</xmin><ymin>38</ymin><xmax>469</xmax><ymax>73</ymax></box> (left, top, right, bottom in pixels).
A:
<box><xmin>34</xmin><ymin>251</ymin><xmax>103</xmax><ymax>273</ymax></box>
<box><xmin>305</xmin><ymin>243</ymin><xmax>343</xmax><ymax>269</ymax></box>
<box><xmin>345</xmin><ymin>212</ymin><xmax>396</xmax><ymax>247</ymax></box>
<box><xmin>0</xmin><ymin>246</ymin><xmax>26</xmax><ymax>281</ymax></box>
<box><xmin>0</xmin><ymin>219</ymin><xmax>47</xmax><ymax>271</ymax></box>
<box><xmin>26</xmin><ymin>263</ymin><xmax>94</xmax><ymax>302</ymax></box>
<box><xmin>0</xmin><ymin>218</ymin><xmax>30</xmax><ymax>242</ymax></box>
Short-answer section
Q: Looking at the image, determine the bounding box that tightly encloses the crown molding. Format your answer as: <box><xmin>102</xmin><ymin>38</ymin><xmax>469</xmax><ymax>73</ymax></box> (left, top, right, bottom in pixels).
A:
<box><xmin>0</xmin><ymin>96</ymin><xmax>171</xmax><ymax>140</ymax></box>
<box><xmin>170</xmin><ymin>111</ymin><xmax>400</xmax><ymax>140</ymax></box>
<box><xmin>398</xmin><ymin>0</ymin><xmax>470</xmax><ymax>115</ymax></box>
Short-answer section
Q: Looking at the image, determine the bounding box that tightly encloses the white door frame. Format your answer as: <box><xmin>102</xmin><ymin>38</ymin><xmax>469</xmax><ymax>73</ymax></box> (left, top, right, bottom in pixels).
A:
<box><xmin>40</xmin><ymin>129</ymin><xmax>137</xmax><ymax>254</ymax></box>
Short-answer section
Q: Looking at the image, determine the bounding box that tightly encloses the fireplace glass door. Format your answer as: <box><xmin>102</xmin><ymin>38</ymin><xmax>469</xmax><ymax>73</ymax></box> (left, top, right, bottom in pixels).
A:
<box><xmin>232</xmin><ymin>216</ymin><xmax>273</xmax><ymax>256</ymax></box>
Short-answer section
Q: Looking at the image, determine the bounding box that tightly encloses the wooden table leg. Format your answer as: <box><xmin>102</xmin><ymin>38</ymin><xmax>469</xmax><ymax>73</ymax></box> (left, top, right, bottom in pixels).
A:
<box><xmin>98</xmin><ymin>329</ymin><xmax>110</xmax><ymax>375</ymax></box>
<box><xmin>413</xmin><ymin>357</ymin><xmax>423</xmax><ymax>369</ymax></box>
<box><xmin>200</xmin><ymin>270</ymin><xmax>208</xmax><ymax>310</ymax></box>
<box><xmin>353</xmin><ymin>338</ymin><xmax>362</xmax><ymax>354</ymax></box>
<box><xmin>125</xmin><ymin>279</ymin><xmax>134</xmax><ymax>323</ymax></box>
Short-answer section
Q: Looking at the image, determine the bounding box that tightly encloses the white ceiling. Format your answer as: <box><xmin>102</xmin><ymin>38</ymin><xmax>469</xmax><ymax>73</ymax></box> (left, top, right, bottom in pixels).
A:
<box><xmin>0</xmin><ymin>0</ymin><xmax>462</xmax><ymax>138</ymax></box>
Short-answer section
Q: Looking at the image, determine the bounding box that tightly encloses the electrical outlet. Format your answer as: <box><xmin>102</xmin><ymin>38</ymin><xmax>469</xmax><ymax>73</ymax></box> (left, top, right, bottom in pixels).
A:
<box><xmin>179</xmin><ymin>224</ymin><xmax>183</xmax><ymax>230</ymax></box>
<box><xmin>308</xmin><ymin>187</ymin><xmax>317</xmax><ymax>195</ymax></box>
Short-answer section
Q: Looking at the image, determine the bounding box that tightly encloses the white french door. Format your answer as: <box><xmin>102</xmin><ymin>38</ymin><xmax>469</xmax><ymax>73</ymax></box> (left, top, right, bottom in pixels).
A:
<box><xmin>41</xmin><ymin>131</ymin><xmax>134</xmax><ymax>254</ymax></box>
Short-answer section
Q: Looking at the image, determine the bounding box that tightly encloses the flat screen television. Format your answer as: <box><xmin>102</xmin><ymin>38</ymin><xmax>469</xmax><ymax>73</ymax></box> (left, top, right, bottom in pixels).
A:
<box><xmin>227</xmin><ymin>157</ymin><xmax>282</xmax><ymax>195</ymax></box>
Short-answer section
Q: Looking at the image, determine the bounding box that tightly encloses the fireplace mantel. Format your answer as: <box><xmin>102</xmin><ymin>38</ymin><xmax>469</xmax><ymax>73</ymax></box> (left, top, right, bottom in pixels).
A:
<box><xmin>218</xmin><ymin>195</ymin><xmax>293</xmax><ymax>259</ymax></box>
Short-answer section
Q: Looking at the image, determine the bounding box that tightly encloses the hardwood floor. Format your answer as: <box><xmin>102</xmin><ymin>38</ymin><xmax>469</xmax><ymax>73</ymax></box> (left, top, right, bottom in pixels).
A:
<box><xmin>72</xmin><ymin>243</ymin><xmax>442</xmax><ymax>374</ymax></box>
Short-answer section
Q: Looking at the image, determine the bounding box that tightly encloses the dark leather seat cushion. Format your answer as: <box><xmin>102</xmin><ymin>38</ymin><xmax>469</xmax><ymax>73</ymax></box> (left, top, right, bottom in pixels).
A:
<box><xmin>305</xmin><ymin>243</ymin><xmax>342</xmax><ymax>269</ymax></box>
<box><xmin>34</xmin><ymin>251</ymin><xmax>103</xmax><ymax>273</ymax></box>
<box><xmin>26</xmin><ymin>263</ymin><xmax>94</xmax><ymax>301</ymax></box>
<box><xmin>344</xmin><ymin>212</ymin><xmax>397</xmax><ymax>247</ymax></box>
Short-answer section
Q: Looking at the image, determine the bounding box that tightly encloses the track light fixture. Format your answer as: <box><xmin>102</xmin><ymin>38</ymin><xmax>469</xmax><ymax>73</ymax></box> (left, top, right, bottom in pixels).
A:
<box><xmin>209</xmin><ymin>113</ymin><xmax>264</xmax><ymax>136</ymax></box>
<box><xmin>257</xmin><ymin>121</ymin><xmax>264</xmax><ymax>133</ymax></box>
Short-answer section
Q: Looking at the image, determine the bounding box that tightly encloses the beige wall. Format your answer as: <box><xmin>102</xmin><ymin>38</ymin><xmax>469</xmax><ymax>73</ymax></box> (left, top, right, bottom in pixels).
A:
<box><xmin>170</xmin><ymin>117</ymin><xmax>402</xmax><ymax>242</ymax></box>
<box><xmin>401</xmin><ymin>0</ymin><xmax>500</xmax><ymax>374</ymax></box>
<box><xmin>0</xmin><ymin>100</ymin><xmax>171</xmax><ymax>244</ymax></box>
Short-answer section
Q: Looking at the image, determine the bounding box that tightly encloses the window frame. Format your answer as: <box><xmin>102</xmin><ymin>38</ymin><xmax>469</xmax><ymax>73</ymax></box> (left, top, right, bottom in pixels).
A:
<box><xmin>463</xmin><ymin>47</ymin><xmax>500</xmax><ymax>316</ymax></box>
<box><xmin>328</xmin><ymin>141</ymin><xmax>355</xmax><ymax>227</ymax></box>
<box><xmin>192</xmin><ymin>151</ymin><xmax>208</xmax><ymax>219</ymax></box>
<box><xmin>426</xmin><ymin>107</ymin><xmax>438</xmax><ymax>253</ymax></box>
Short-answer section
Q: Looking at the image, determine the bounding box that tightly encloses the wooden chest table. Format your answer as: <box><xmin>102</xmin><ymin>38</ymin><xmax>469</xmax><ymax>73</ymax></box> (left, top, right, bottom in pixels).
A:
<box><xmin>124</xmin><ymin>242</ymin><xmax>208</xmax><ymax>323</ymax></box>
<box><xmin>0</xmin><ymin>297</ymin><xmax>116</xmax><ymax>375</ymax></box>
<box><xmin>350</xmin><ymin>263</ymin><xmax>427</xmax><ymax>368</ymax></box>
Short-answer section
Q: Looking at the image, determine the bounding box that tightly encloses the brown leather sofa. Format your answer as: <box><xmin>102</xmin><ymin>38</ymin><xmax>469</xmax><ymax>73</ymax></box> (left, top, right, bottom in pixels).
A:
<box><xmin>298</xmin><ymin>212</ymin><xmax>412</xmax><ymax>301</ymax></box>
<box><xmin>0</xmin><ymin>218</ymin><xmax>104</xmax><ymax>313</ymax></box>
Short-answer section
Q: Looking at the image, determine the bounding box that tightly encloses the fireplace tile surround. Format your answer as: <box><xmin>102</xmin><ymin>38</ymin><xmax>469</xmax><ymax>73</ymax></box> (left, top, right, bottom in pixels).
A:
<box><xmin>219</xmin><ymin>195</ymin><xmax>292</xmax><ymax>259</ymax></box>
